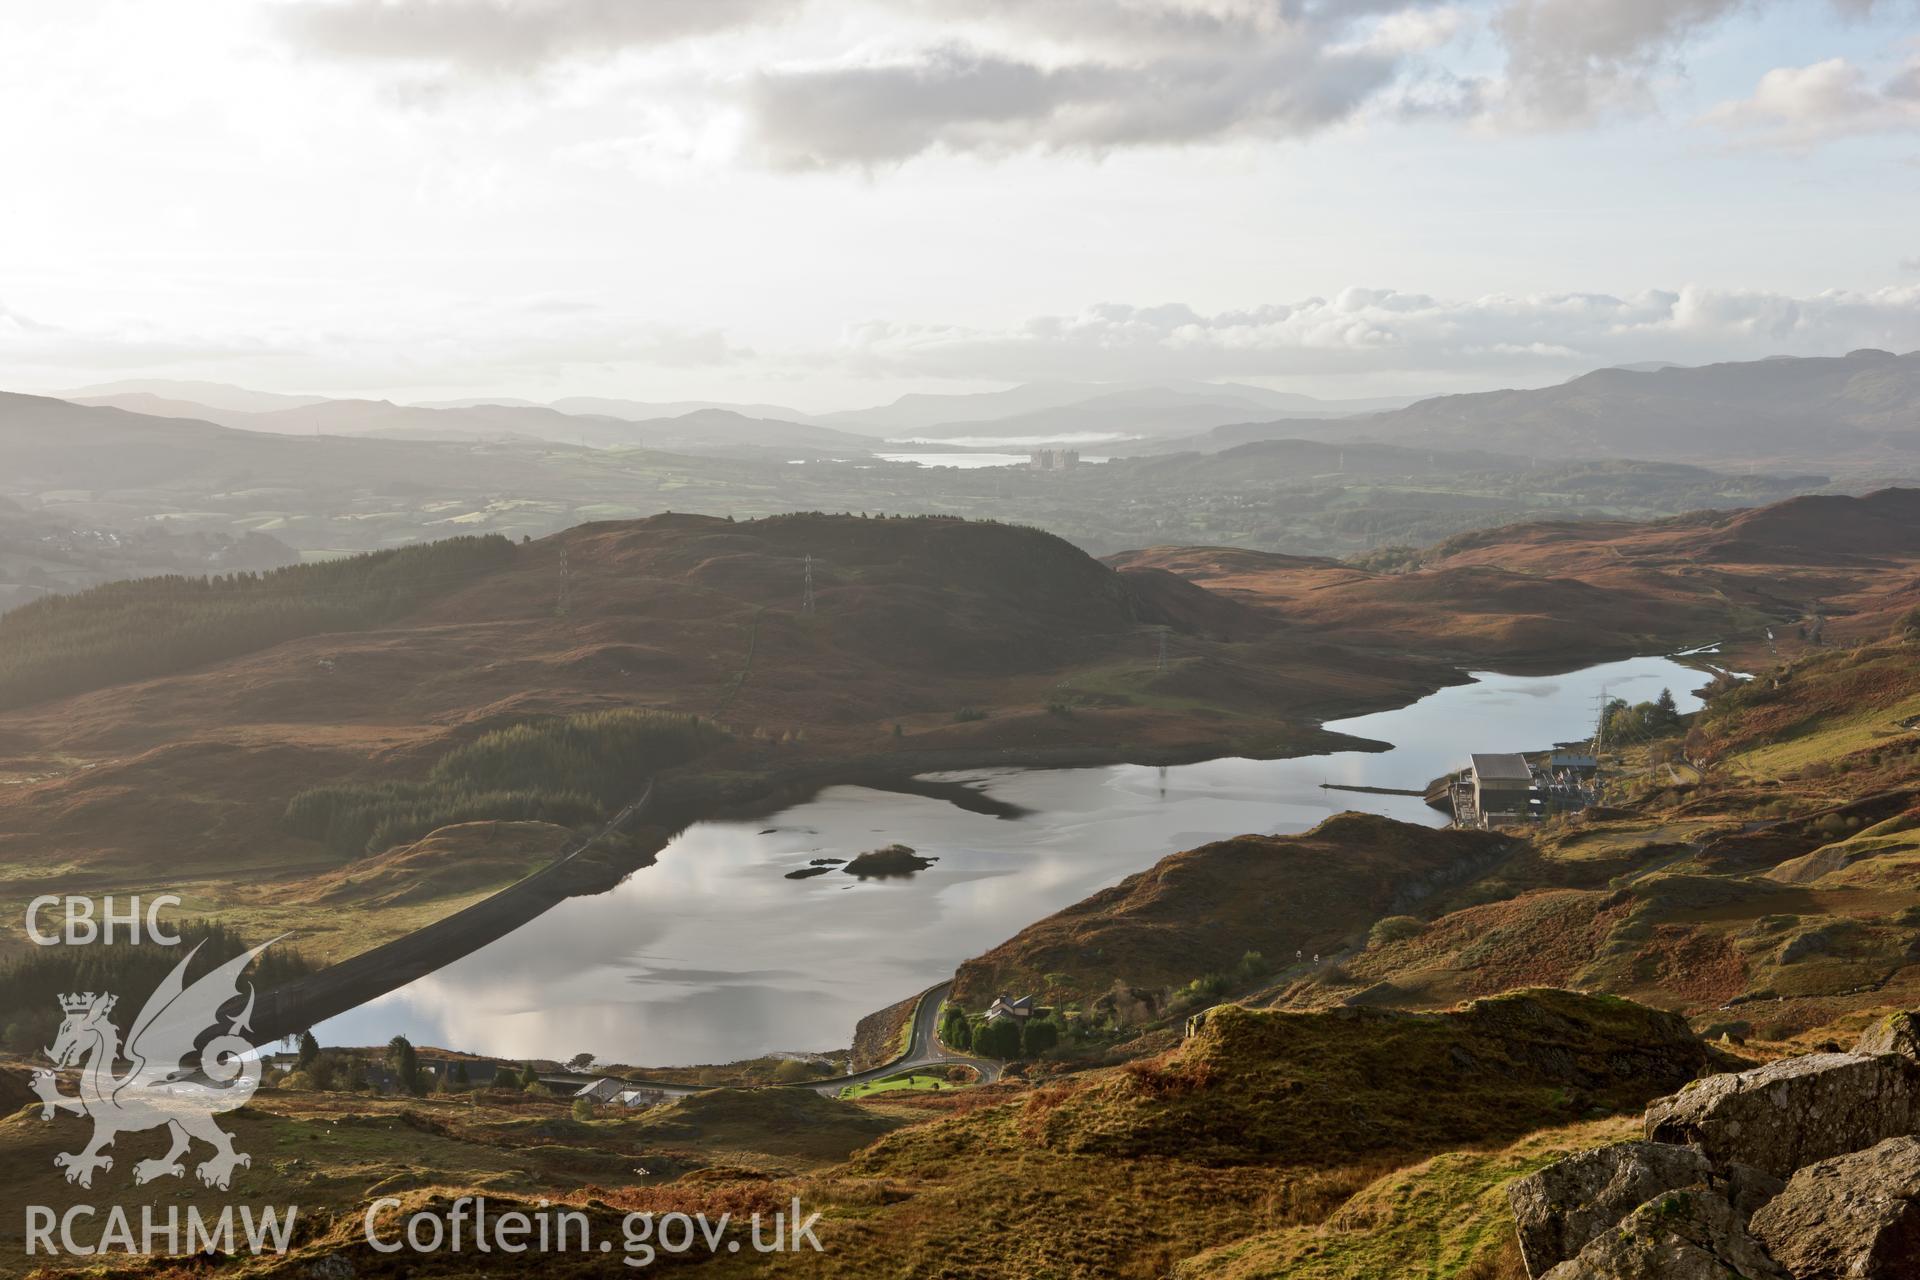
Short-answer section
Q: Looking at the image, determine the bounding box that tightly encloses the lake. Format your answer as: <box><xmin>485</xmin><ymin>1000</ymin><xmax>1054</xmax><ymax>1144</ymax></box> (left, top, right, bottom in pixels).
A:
<box><xmin>316</xmin><ymin>654</ymin><xmax>1709</xmax><ymax>1066</ymax></box>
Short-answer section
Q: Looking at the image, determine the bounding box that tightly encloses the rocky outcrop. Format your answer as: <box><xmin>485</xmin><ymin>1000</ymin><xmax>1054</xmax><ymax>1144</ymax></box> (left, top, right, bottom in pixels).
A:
<box><xmin>1513</xmin><ymin>1006</ymin><xmax>1920</xmax><ymax>1279</ymax></box>
<box><xmin>1749</xmin><ymin>1136</ymin><xmax>1920</xmax><ymax>1279</ymax></box>
<box><xmin>1509</xmin><ymin>1142</ymin><xmax>1712</xmax><ymax>1276</ymax></box>
<box><xmin>1643</xmin><ymin>1052</ymin><xmax>1918</xmax><ymax>1180</ymax></box>
<box><xmin>1856</xmin><ymin>1010</ymin><xmax>1920</xmax><ymax>1063</ymax></box>
<box><xmin>1540</xmin><ymin>1189</ymin><xmax>1790</xmax><ymax>1280</ymax></box>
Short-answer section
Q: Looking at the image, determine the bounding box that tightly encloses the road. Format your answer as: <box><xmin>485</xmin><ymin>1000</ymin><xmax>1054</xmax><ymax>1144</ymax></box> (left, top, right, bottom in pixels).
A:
<box><xmin>534</xmin><ymin>981</ymin><xmax>1003</xmax><ymax>1104</ymax></box>
<box><xmin>808</xmin><ymin>980</ymin><xmax>1003</xmax><ymax>1096</ymax></box>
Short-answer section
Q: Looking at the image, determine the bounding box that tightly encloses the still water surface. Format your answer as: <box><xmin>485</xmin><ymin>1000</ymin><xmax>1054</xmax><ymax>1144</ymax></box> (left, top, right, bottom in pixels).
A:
<box><xmin>317</xmin><ymin>655</ymin><xmax>1706</xmax><ymax>1065</ymax></box>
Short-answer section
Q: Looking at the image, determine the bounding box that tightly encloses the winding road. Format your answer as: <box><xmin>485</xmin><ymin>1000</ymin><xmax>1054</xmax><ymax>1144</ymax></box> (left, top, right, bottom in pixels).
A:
<box><xmin>808</xmin><ymin>981</ymin><xmax>1003</xmax><ymax>1096</ymax></box>
<box><xmin>534</xmin><ymin>981</ymin><xmax>1003</xmax><ymax>1103</ymax></box>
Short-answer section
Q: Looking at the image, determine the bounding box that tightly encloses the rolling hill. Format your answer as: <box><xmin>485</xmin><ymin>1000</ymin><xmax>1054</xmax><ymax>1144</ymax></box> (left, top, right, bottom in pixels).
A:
<box><xmin>1112</xmin><ymin>487</ymin><xmax>1920</xmax><ymax>669</ymax></box>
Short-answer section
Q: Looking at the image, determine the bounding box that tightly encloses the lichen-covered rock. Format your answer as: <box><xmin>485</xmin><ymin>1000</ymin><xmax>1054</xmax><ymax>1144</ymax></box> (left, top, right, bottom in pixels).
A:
<box><xmin>1856</xmin><ymin>1010</ymin><xmax>1920</xmax><ymax>1063</ymax></box>
<box><xmin>1749</xmin><ymin>1135</ymin><xmax>1920</xmax><ymax>1279</ymax></box>
<box><xmin>1644</xmin><ymin>1052</ymin><xmax>1917</xmax><ymax>1179</ymax></box>
<box><xmin>1541</xmin><ymin>1188</ymin><xmax>1789</xmax><ymax>1280</ymax></box>
<box><xmin>1508</xmin><ymin>1142</ymin><xmax>1712</xmax><ymax>1276</ymax></box>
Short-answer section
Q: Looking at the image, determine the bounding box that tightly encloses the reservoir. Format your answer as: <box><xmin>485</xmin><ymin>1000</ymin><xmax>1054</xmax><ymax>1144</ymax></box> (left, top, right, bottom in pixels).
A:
<box><xmin>317</xmin><ymin>654</ymin><xmax>1709</xmax><ymax>1066</ymax></box>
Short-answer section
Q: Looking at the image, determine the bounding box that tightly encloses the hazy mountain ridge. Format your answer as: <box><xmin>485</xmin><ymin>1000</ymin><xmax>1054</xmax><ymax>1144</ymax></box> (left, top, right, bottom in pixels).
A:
<box><xmin>1183</xmin><ymin>350</ymin><xmax>1920</xmax><ymax>471</ymax></box>
<box><xmin>66</xmin><ymin>391</ymin><xmax>879</xmax><ymax>456</ymax></box>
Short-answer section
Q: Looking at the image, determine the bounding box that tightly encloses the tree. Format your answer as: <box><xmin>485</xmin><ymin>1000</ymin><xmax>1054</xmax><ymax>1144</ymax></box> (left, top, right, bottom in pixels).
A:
<box><xmin>448</xmin><ymin>1061</ymin><xmax>470</xmax><ymax>1089</ymax></box>
<box><xmin>386</xmin><ymin>1035</ymin><xmax>424</xmax><ymax>1096</ymax></box>
<box><xmin>1655</xmin><ymin>687</ymin><xmax>1679</xmax><ymax>721</ymax></box>
<box><xmin>772</xmin><ymin>1058</ymin><xmax>817</xmax><ymax>1084</ymax></box>
<box><xmin>938</xmin><ymin>1005</ymin><xmax>972</xmax><ymax>1052</ymax></box>
<box><xmin>567</xmin><ymin>1052</ymin><xmax>596</xmax><ymax>1072</ymax></box>
<box><xmin>571</xmin><ymin>1097</ymin><xmax>596</xmax><ymax>1121</ymax></box>
<box><xmin>1021</xmin><ymin>1019</ymin><xmax>1060</xmax><ymax>1057</ymax></box>
<box><xmin>296</xmin><ymin>1030</ymin><xmax>320</xmax><ymax>1070</ymax></box>
<box><xmin>974</xmin><ymin>1017</ymin><xmax>1022</xmax><ymax>1060</ymax></box>
<box><xmin>491</xmin><ymin>1065</ymin><xmax>521</xmax><ymax>1090</ymax></box>
<box><xmin>519</xmin><ymin>1062</ymin><xmax>540</xmax><ymax>1089</ymax></box>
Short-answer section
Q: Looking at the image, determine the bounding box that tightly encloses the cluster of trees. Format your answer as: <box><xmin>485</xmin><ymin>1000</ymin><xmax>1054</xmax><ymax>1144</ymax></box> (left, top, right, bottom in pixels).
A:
<box><xmin>281</xmin><ymin>1030</ymin><xmax>543</xmax><ymax>1098</ymax></box>
<box><xmin>285</xmin><ymin>779</ymin><xmax>600</xmax><ymax>858</ymax></box>
<box><xmin>1603</xmin><ymin>688</ymin><xmax>1684</xmax><ymax>744</ymax></box>
<box><xmin>0</xmin><ymin>921</ymin><xmax>309</xmax><ymax>1054</ymax></box>
<box><xmin>285</xmin><ymin>709</ymin><xmax>727</xmax><ymax>855</ymax></box>
<box><xmin>431</xmin><ymin>710</ymin><xmax>727</xmax><ymax>809</ymax></box>
<box><xmin>938</xmin><ymin>1004</ymin><xmax>1062</xmax><ymax>1059</ymax></box>
<box><xmin>0</xmin><ymin>535</ymin><xmax>516</xmax><ymax>712</ymax></box>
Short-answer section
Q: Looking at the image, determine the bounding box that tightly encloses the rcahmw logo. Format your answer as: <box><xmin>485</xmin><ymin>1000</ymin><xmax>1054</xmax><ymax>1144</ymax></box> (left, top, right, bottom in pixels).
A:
<box><xmin>22</xmin><ymin>924</ymin><xmax>299</xmax><ymax>1259</ymax></box>
<box><xmin>35</xmin><ymin>939</ymin><xmax>275</xmax><ymax>1189</ymax></box>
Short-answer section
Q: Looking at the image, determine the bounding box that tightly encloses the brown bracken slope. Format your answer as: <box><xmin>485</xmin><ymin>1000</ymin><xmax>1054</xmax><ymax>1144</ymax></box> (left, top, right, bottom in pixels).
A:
<box><xmin>1109</xmin><ymin>487</ymin><xmax>1920</xmax><ymax>670</ymax></box>
<box><xmin>0</xmin><ymin>512</ymin><xmax>1462</xmax><ymax>956</ymax></box>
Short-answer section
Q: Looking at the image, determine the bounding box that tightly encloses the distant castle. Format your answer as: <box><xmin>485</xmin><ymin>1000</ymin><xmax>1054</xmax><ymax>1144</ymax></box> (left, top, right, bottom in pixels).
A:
<box><xmin>1028</xmin><ymin>448</ymin><xmax>1080</xmax><ymax>471</ymax></box>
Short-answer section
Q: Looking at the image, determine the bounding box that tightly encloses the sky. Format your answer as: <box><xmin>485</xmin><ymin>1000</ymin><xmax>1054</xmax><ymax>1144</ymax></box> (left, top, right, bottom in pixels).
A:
<box><xmin>2</xmin><ymin>0</ymin><xmax>1918</xmax><ymax>412</ymax></box>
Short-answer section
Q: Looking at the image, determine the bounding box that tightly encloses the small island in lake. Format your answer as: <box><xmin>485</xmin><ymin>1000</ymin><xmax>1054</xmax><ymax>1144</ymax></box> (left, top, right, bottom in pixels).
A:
<box><xmin>843</xmin><ymin>844</ymin><xmax>938</xmax><ymax>879</ymax></box>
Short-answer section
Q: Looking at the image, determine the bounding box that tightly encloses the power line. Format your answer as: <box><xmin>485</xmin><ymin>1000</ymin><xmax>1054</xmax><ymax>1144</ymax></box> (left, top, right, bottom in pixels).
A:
<box><xmin>802</xmin><ymin>553</ymin><xmax>815</xmax><ymax>615</ymax></box>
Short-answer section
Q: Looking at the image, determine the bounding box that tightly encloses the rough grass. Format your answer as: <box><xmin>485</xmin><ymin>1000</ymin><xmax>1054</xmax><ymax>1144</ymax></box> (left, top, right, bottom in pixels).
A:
<box><xmin>1172</xmin><ymin>1117</ymin><xmax>1634</xmax><ymax>1280</ymax></box>
<box><xmin>1022</xmin><ymin>991</ymin><xmax>1704</xmax><ymax>1168</ymax></box>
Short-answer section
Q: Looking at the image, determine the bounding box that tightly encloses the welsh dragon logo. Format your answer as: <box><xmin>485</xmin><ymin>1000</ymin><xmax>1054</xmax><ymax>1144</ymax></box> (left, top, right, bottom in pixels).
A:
<box><xmin>30</xmin><ymin>939</ymin><xmax>279</xmax><ymax>1190</ymax></box>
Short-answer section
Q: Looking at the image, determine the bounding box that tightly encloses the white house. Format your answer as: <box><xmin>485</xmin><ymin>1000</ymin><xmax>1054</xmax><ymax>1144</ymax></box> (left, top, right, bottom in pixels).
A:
<box><xmin>985</xmin><ymin>994</ymin><xmax>1036</xmax><ymax>1024</ymax></box>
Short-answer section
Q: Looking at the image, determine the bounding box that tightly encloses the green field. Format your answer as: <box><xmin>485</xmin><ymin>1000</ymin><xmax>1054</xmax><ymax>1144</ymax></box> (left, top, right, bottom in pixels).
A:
<box><xmin>839</xmin><ymin>1070</ymin><xmax>968</xmax><ymax>1100</ymax></box>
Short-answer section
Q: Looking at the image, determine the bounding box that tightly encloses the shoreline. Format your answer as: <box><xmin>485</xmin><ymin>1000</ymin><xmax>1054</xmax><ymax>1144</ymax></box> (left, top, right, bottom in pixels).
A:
<box><xmin>252</xmin><ymin>642</ymin><xmax>1735</xmax><ymax>1061</ymax></box>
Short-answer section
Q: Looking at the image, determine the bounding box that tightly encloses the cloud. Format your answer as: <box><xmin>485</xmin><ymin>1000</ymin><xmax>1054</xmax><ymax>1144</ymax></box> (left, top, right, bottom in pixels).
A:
<box><xmin>730</xmin><ymin>2</ymin><xmax>1471</xmax><ymax>168</ymax></box>
<box><xmin>276</xmin><ymin>0</ymin><xmax>797</xmax><ymax>74</ymax></box>
<box><xmin>267</xmin><ymin>0</ymin><xmax>1920</xmax><ymax>163</ymax></box>
<box><xmin>835</xmin><ymin>285</ymin><xmax>1920</xmax><ymax>382</ymax></box>
<box><xmin>1489</xmin><ymin>0</ymin><xmax>1745</xmax><ymax>125</ymax></box>
<box><xmin>739</xmin><ymin>36</ymin><xmax>1403</xmax><ymax>169</ymax></box>
<box><xmin>1703</xmin><ymin>55</ymin><xmax>1920</xmax><ymax>145</ymax></box>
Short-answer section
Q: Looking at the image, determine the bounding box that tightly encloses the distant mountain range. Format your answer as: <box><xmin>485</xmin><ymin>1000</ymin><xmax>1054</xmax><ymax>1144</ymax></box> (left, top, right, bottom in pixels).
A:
<box><xmin>813</xmin><ymin>378</ymin><xmax>1415</xmax><ymax>437</ymax></box>
<box><xmin>43</xmin><ymin>350</ymin><xmax>1920</xmax><ymax>473</ymax></box>
<box><xmin>57</xmin><ymin>377</ymin><xmax>1426</xmax><ymax>454</ymax></box>
<box><xmin>1169</xmin><ymin>349</ymin><xmax>1920</xmax><ymax>471</ymax></box>
<box><xmin>62</xmin><ymin>391</ymin><xmax>880</xmax><ymax>457</ymax></box>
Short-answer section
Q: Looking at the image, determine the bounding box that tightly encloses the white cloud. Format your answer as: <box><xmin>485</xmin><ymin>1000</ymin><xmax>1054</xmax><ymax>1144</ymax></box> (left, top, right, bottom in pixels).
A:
<box><xmin>264</xmin><ymin>0</ymin><xmax>1920</xmax><ymax>163</ymax></box>
<box><xmin>1703</xmin><ymin>55</ymin><xmax>1920</xmax><ymax>145</ymax></box>
<box><xmin>835</xmin><ymin>285</ymin><xmax>1920</xmax><ymax>382</ymax></box>
<box><xmin>1489</xmin><ymin>0</ymin><xmax>1744</xmax><ymax>125</ymax></box>
<box><xmin>738</xmin><ymin>38</ymin><xmax>1404</xmax><ymax>170</ymax></box>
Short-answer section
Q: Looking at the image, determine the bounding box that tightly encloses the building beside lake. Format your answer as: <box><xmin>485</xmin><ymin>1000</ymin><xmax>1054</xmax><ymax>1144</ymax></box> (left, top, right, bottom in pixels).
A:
<box><xmin>1449</xmin><ymin>749</ymin><xmax>1606</xmax><ymax>827</ymax></box>
<box><xmin>1466</xmin><ymin>753</ymin><xmax>1534</xmax><ymax>825</ymax></box>
<box><xmin>1028</xmin><ymin>448</ymin><xmax>1080</xmax><ymax>471</ymax></box>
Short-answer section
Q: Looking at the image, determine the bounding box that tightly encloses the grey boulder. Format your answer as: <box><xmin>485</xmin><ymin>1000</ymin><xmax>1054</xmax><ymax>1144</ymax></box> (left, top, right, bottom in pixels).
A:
<box><xmin>1507</xmin><ymin>1141</ymin><xmax>1712</xmax><ymax>1276</ymax></box>
<box><xmin>1856</xmin><ymin>1011</ymin><xmax>1920</xmax><ymax>1064</ymax></box>
<box><xmin>1541</xmin><ymin>1188</ymin><xmax>1789</xmax><ymax>1280</ymax></box>
<box><xmin>1749</xmin><ymin>1135</ymin><xmax>1920</xmax><ymax>1279</ymax></box>
<box><xmin>1644</xmin><ymin>1052</ymin><xmax>1918</xmax><ymax>1180</ymax></box>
